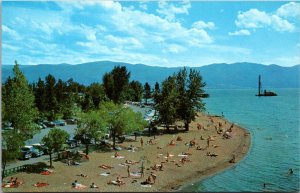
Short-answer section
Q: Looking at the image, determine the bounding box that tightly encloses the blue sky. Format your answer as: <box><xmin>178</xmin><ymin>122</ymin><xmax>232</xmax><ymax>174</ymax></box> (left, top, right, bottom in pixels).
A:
<box><xmin>2</xmin><ymin>1</ymin><xmax>300</xmax><ymax>67</ymax></box>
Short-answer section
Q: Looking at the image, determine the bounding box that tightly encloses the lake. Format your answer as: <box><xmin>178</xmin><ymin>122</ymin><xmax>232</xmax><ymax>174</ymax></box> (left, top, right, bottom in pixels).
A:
<box><xmin>180</xmin><ymin>88</ymin><xmax>300</xmax><ymax>192</ymax></box>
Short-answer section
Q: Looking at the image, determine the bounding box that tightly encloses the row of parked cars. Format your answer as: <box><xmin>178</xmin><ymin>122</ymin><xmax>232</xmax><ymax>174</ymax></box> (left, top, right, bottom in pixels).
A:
<box><xmin>18</xmin><ymin>139</ymin><xmax>80</xmax><ymax>160</ymax></box>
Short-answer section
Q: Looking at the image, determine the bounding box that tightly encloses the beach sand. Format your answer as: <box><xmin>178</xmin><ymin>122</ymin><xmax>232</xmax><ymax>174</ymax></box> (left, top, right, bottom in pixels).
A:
<box><xmin>2</xmin><ymin>113</ymin><xmax>251</xmax><ymax>192</ymax></box>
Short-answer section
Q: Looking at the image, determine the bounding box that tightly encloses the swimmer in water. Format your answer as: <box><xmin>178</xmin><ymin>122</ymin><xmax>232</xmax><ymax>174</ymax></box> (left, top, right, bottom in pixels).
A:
<box><xmin>289</xmin><ymin>168</ymin><xmax>293</xmax><ymax>174</ymax></box>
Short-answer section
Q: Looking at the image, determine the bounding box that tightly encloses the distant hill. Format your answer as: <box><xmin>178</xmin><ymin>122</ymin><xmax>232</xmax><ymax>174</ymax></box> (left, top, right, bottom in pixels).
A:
<box><xmin>2</xmin><ymin>61</ymin><xmax>299</xmax><ymax>89</ymax></box>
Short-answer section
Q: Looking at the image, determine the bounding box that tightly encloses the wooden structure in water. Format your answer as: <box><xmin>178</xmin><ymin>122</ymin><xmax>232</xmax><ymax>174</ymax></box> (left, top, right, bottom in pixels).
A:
<box><xmin>256</xmin><ymin>75</ymin><xmax>277</xmax><ymax>96</ymax></box>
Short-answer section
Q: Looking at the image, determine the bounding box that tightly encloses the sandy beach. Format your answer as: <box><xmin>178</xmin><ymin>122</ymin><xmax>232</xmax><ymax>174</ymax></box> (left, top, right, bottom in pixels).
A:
<box><xmin>2</xmin><ymin>113</ymin><xmax>251</xmax><ymax>192</ymax></box>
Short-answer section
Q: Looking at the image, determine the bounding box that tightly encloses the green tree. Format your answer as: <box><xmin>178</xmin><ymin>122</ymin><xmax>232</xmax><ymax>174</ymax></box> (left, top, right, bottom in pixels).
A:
<box><xmin>2</xmin><ymin>131</ymin><xmax>24</xmax><ymax>179</ymax></box>
<box><xmin>45</xmin><ymin>74</ymin><xmax>58</xmax><ymax>120</ymax></box>
<box><xmin>129</xmin><ymin>80</ymin><xmax>143</xmax><ymax>102</ymax></box>
<box><xmin>42</xmin><ymin>128</ymin><xmax>70</xmax><ymax>168</ymax></box>
<box><xmin>81</xmin><ymin>94</ymin><xmax>95</xmax><ymax>112</ymax></box>
<box><xmin>156</xmin><ymin>76</ymin><xmax>178</xmax><ymax>132</ymax></box>
<box><xmin>143</xmin><ymin>82</ymin><xmax>151</xmax><ymax>104</ymax></box>
<box><xmin>103</xmin><ymin>66</ymin><xmax>130</xmax><ymax>103</ymax></box>
<box><xmin>2</xmin><ymin>61</ymin><xmax>39</xmax><ymax>139</ymax></box>
<box><xmin>75</xmin><ymin>110</ymin><xmax>108</xmax><ymax>155</ymax></box>
<box><xmin>176</xmin><ymin>68</ymin><xmax>207</xmax><ymax>131</ymax></box>
<box><xmin>86</xmin><ymin>83</ymin><xmax>106</xmax><ymax>108</ymax></box>
<box><xmin>99</xmin><ymin>102</ymin><xmax>147</xmax><ymax>149</ymax></box>
<box><xmin>153</xmin><ymin>82</ymin><xmax>161</xmax><ymax>105</ymax></box>
<box><xmin>34</xmin><ymin>78</ymin><xmax>47</xmax><ymax>114</ymax></box>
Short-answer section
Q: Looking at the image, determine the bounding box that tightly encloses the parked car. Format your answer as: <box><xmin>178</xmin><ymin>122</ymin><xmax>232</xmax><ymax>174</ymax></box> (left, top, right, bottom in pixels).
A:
<box><xmin>32</xmin><ymin>143</ymin><xmax>47</xmax><ymax>155</ymax></box>
<box><xmin>19</xmin><ymin>146</ymin><xmax>41</xmax><ymax>159</ymax></box>
<box><xmin>37</xmin><ymin>123</ymin><xmax>47</xmax><ymax>129</ymax></box>
<box><xmin>66</xmin><ymin>118</ymin><xmax>77</xmax><ymax>125</ymax></box>
<box><xmin>53</xmin><ymin>120</ymin><xmax>67</xmax><ymax>126</ymax></box>
<box><xmin>66</xmin><ymin>139</ymin><xmax>79</xmax><ymax>148</ymax></box>
<box><xmin>43</xmin><ymin>121</ymin><xmax>55</xmax><ymax>128</ymax></box>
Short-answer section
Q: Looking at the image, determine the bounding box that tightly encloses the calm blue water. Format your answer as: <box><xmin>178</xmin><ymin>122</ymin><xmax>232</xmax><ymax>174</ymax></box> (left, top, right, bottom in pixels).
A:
<box><xmin>180</xmin><ymin>88</ymin><xmax>300</xmax><ymax>192</ymax></box>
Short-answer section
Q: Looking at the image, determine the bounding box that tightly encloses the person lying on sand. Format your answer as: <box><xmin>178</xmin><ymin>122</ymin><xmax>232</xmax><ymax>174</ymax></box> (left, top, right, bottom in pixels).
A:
<box><xmin>141</xmin><ymin>174</ymin><xmax>155</xmax><ymax>185</ymax></box>
<box><xmin>213</xmin><ymin>145</ymin><xmax>220</xmax><ymax>148</ymax></box>
<box><xmin>90</xmin><ymin>182</ymin><xmax>99</xmax><ymax>188</ymax></box>
<box><xmin>196</xmin><ymin>146</ymin><xmax>203</xmax><ymax>150</ymax></box>
<box><xmin>33</xmin><ymin>182</ymin><xmax>49</xmax><ymax>187</ymax></box>
<box><xmin>207</xmin><ymin>152</ymin><xmax>218</xmax><ymax>157</ymax></box>
<box><xmin>78</xmin><ymin>173</ymin><xmax>88</xmax><ymax>178</ymax></box>
<box><xmin>125</xmin><ymin>160</ymin><xmax>139</xmax><ymax>165</ymax></box>
<box><xmin>180</xmin><ymin>156</ymin><xmax>191</xmax><ymax>164</ymax></box>
<box><xmin>182</xmin><ymin>151</ymin><xmax>192</xmax><ymax>155</ymax></box>
<box><xmin>99</xmin><ymin>164</ymin><xmax>114</xmax><ymax>169</ymax></box>
<box><xmin>107</xmin><ymin>175</ymin><xmax>125</xmax><ymax>186</ymax></box>
<box><xmin>176</xmin><ymin>136</ymin><xmax>183</xmax><ymax>141</ymax></box>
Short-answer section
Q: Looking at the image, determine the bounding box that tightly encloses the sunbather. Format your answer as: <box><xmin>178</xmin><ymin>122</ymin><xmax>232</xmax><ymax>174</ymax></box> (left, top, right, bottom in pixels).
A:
<box><xmin>99</xmin><ymin>164</ymin><xmax>114</xmax><ymax>169</ymax></box>
<box><xmin>114</xmin><ymin>152</ymin><xmax>121</xmax><ymax>157</ymax></box>
<box><xmin>33</xmin><ymin>182</ymin><xmax>49</xmax><ymax>187</ymax></box>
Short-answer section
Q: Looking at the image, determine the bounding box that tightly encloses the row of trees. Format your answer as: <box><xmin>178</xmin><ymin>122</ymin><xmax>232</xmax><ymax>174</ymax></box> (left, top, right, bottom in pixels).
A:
<box><xmin>1</xmin><ymin>61</ymin><xmax>207</xmax><ymax>176</ymax></box>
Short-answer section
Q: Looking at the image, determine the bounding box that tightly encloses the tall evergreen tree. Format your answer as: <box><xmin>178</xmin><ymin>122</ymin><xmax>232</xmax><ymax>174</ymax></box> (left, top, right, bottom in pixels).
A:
<box><xmin>2</xmin><ymin>61</ymin><xmax>39</xmax><ymax>178</ymax></box>
<box><xmin>2</xmin><ymin>61</ymin><xmax>39</xmax><ymax>138</ymax></box>
<box><xmin>103</xmin><ymin>66</ymin><xmax>130</xmax><ymax>104</ymax></box>
<box><xmin>45</xmin><ymin>74</ymin><xmax>58</xmax><ymax>120</ymax></box>
<box><xmin>129</xmin><ymin>80</ymin><xmax>143</xmax><ymax>102</ymax></box>
<box><xmin>143</xmin><ymin>82</ymin><xmax>151</xmax><ymax>104</ymax></box>
<box><xmin>153</xmin><ymin>82</ymin><xmax>161</xmax><ymax>105</ymax></box>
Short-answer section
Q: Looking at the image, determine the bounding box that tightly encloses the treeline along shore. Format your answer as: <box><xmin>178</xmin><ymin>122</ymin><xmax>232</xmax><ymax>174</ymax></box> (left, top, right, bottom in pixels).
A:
<box><xmin>2</xmin><ymin>61</ymin><xmax>251</xmax><ymax>192</ymax></box>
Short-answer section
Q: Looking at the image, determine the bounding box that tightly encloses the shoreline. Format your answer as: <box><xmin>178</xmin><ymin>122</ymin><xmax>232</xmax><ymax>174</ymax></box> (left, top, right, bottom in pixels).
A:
<box><xmin>2</xmin><ymin>113</ymin><xmax>251</xmax><ymax>192</ymax></box>
<box><xmin>172</xmin><ymin>125</ymin><xmax>251</xmax><ymax>192</ymax></box>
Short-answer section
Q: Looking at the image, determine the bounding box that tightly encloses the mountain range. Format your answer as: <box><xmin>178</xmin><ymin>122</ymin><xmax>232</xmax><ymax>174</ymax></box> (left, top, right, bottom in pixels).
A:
<box><xmin>2</xmin><ymin>61</ymin><xmax>299</xmax><ymax>89</ymax></box>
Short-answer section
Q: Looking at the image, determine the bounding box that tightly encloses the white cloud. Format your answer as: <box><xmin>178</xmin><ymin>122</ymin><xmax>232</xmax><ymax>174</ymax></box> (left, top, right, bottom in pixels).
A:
<box><xmin>166</xmin><ymin>44</ymin><xmax>186</xmax><ymax>54</ymax></box>
<box><xmin>228</xmin><ymin>29</ymin><xmax>251</xmax><ymax>36</ymax></box>
<box><xmin>139</xmin><ymin>2</ymin><xmax>148</xmax><ymax>10</ymax></box>
<box><xmin>2</xmin><ymin>43</ymin><xmax>21</xmax><ymax>51</ymax></box>
<box><xmin>2</xmin><ymin>25</ymin><xmax>21</xmax><ymax>39</ymax></box>
<box><xmin>235</xmin><ymin>8</ymin><xmax>295</xmax><ymax>32</ymax></box>
<box><xmin>157</xmin><ymin>1</ymin><xmax>191</xmax><ymax>21</ymax></box>
<box><xmin>276</xmin><ymin>2</ymin><xmax>300</xmax><ymax>18</ymax></box>
<box><xmin>192</xmin><ymin>21</ymin><xmax>215</xmax><ymax>30</ymax></box>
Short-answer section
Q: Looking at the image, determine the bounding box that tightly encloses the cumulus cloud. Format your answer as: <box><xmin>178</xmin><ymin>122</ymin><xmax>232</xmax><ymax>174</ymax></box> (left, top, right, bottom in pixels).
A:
<box><xmin>192</xmin><ymin>21</ymin><xmax>215</xmax><ymax>30</ymax></box>
<box><xmin>276</xmin><ymin>2</ymin><xmax>300</xmax><ymax>18</ymax></box>
<box><xmin>235</xmin><ymin>6</ymin><xmax>296</xmax><ymax>32</ymax></box>
<box><xmin>156</xmin><ymin>1</ymin><xmax>191</xmax><ymax>21</ymax></box>
<box><xmin>228</xmin><ymin>29</ymin><xmax>251</xmax><ymax>36</ymax></box>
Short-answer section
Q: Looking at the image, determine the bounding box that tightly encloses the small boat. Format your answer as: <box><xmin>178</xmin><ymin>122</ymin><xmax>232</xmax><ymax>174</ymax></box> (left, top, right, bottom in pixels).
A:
<box><xmin>256</xmin><ymin>75</ymin><xmax>277</xmax><ymax>96</ymax></box>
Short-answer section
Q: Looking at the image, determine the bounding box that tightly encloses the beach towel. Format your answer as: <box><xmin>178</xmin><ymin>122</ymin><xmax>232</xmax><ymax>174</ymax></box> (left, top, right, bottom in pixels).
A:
<box><xmin>100</xmin><ymin>172</ymin><xmax>110</xmax><ymax>176</ymax></box>
<box><xmin>111</xmin><ymin>156</ymin><xmax>125</xmax><ymax>159</ymax></box>
<box><xmin>130</xmin><ymin>172</ymin><xmax>141</xmax><ymax>177</ymax></box>
<box><xmin>178</xmin><ymin>154</ymin><xmax>188</xmax><ymax>157</ymax></box>
<box><xmin>119</xmin><ymin>163</ymin><xmax>128</xmax><ymax>167</ymax></box>
<box><xmin>74</xmin><ymin>184</ymin><xmax>87</xmax><ymax>189</ymax></box>
<box><xmin>2</xmin><ymin>183</ymin><xmax>18</xmax><ymax>188</ymax></box>
<box><xmin>41</xmin><ymin>171</ymin><xmax>50</xmax><ymax>175</ymax></box>
<box><xmin>141</xmin><ymin>184</ymin><xmax>152</xmax><ymax>188</ymax></box>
